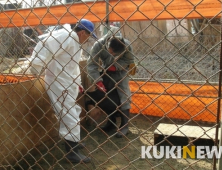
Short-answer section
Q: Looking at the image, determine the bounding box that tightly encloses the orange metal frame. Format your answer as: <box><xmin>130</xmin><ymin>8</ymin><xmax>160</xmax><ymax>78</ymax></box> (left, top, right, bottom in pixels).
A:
<box><xmin>0</xmin><ymin>0</ymin><xmax>221</xmax><ymax>28</ymax></box>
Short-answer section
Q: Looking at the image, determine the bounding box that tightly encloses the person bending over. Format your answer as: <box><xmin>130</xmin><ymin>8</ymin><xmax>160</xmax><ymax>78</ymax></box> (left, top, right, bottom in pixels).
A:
<box><xmin>87</xmin><ymin>34</ymin><xmax>135</xmax><ymax>138</ymax></box>
<box><xmin>29</xmin><ymin>19</ymin><xmax>97</xmax><ymax>163</ymax></box>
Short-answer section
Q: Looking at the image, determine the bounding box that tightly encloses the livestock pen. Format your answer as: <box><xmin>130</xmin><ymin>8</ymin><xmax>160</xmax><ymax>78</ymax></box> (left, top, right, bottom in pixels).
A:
<box><xmin>0</xmin><ymin>0</ymin><xmax>221</xmax><ymax>169</ymax></box>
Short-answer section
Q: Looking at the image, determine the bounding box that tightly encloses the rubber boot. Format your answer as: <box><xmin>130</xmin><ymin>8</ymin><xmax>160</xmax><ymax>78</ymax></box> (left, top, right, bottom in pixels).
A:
<box><xmin>115</xmin><ymin>109</ymin><xmax>129</xmax><ymax>138</ymax></box>
<box><xmin>76</xmin><ymin>142</ymin><xmax>86</xmax><ymax>149</ymax></box>
<box><xmin>65</xmin><ymin>140</ymin><xmax>91</xmax><ymax>163</ymax></box>
<box><xmin>101</xmin><ymin>114</ymin><xmax>117</xmax><ymax>132</ymax></box>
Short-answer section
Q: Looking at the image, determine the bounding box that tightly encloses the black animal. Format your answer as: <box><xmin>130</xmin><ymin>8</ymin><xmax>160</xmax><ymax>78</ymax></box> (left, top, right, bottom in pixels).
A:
<box><xmin>86</xmin><ymin>72</ymin><xmax>120</xmax><ymax>132</ymax></box>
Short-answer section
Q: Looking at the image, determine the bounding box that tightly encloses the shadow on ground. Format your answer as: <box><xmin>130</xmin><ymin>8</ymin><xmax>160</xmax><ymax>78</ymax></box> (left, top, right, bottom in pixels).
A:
<box><xmin>14</xmin><ymin>114</ymin><xmax>215</xmax><ymax>170</ymax></box>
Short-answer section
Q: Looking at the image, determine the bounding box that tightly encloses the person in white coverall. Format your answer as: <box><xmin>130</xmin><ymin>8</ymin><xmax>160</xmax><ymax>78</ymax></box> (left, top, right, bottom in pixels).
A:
<box><xmin>29</xmin><ymin>19</ymin><xmax>97</xmax><ymax>163</ymax></box>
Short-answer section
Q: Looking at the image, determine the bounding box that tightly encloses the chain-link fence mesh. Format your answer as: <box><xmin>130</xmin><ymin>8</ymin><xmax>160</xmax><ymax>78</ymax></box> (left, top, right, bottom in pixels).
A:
<box><xmin>0</xmin><ymin>0</ymin><xmax>221</xmax><ymax>169</ymax></box>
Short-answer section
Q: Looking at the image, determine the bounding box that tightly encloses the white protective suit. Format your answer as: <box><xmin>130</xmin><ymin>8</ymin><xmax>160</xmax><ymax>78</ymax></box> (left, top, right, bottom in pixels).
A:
<box><xmin>30</xmin><ymin>26</ymin><xmax>82</xmax><ymax>142</ymax></box>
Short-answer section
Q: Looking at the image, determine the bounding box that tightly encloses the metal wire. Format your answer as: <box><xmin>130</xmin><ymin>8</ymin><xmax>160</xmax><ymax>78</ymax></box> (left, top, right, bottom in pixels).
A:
<box><xmin>0</xmin><ymin>0</ymin><xmax>221</xmax><ymax>169</ymax></box>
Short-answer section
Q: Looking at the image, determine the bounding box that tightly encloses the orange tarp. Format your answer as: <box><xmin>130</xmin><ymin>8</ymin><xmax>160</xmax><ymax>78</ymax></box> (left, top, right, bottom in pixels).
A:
<box><xmin>0</xmin><ymin>75</ymin><xmax>34</xmax><ymax>84</ymax></box>
<box><xmin>130</xmin><ymin>81</ymin><xmax>219</xmax><ymax>123</ymax></box>
<box><xmin>0</xmin><ymin>0</ymin><xmax>221</xmax><ymax>28</ymax></box>
<box><xmin>0</xmin><ymin>77</ymin><xmax>219</xmax><ymax>123</ymax></box>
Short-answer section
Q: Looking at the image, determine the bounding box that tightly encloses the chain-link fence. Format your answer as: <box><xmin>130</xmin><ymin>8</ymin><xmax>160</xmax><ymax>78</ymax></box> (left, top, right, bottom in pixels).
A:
<box><xmin>0</xmin><ymin>0</ymin><xmax>221</xmax><ymax>169</ymax></box>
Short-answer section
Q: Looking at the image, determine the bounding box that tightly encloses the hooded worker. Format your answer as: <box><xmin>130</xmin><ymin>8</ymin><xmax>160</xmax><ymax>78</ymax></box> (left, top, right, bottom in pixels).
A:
<box><xmin>29</xmin><ymin>19</ymin><xmax>97</xmax><ymax>163</ymax></box>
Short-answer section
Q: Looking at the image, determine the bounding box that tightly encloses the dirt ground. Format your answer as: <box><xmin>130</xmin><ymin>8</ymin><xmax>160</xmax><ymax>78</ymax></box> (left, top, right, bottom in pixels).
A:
<box><xmin>0</xmin><ymin>56</ymin><xmax>217</xmax><ymax>170</ymax></box>
<box><xmin>11</xmin><ymin>113</ymin><xmax>215</xmax><ymax>170</ymax></box>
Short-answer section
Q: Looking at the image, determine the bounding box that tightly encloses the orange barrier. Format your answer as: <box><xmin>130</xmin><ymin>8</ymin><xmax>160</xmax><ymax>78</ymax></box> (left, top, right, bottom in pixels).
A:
<box><xmin>0</xmin><ymin>75</ymin><xmax>218</xmax><ymax>122</ymax></box>
<box><xmin>0</xmin><ymin>0</ymin><xmax>220</xmax><ymax>28</ymax></box>
<box><xmin>0</xmin><ymin>75</ymin><xmax>34</xmax><ymax>84</ymax></box>
<box><xmin>130</xmin><ymin>81</ymin><xmax>219</xmax><ymax>123</ymax></box>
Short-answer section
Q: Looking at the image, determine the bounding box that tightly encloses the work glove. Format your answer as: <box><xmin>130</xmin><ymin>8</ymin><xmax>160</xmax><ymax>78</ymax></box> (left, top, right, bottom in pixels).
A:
<box><xmin>96</xmin><ymin>81</ymin><xmax>107</xmax><ymax>92</ymax></box>
<box><xmin>79</xmin><ymin>86</ymin><xmax>84</xmax><ymax>94</ymax></box>
<box><xmin>107</xmin><ymin>65</ymin><xmax>116</xmax><ymax>72</ymax></box>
